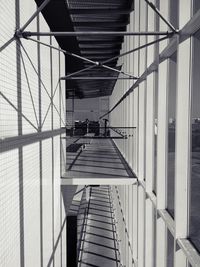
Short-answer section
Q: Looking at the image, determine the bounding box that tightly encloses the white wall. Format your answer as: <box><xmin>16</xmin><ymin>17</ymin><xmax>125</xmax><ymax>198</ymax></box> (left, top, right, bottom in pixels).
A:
<box><xmin>0</xmin><ymin>1</ymin><xmax>66</xmax><ymax>267</ymax></box>
<box><xmin>66</xmin><ymin>96</ymin><xmax>109</xmax><ymax>122</ymax></box>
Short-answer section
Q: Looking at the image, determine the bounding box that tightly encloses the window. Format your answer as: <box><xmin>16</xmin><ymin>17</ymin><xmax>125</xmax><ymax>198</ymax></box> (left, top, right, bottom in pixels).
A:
<box><xmin>167</xmin><ymin>52</ymin><xmax>177</xmax><ymax>218</ymax></box>
<box><xmin>166</xmin><ymin>0</ymin><xmax>178</xmax><ymax>218</ymax></box>
<box><xmin>167</xmin><ymin>230</ymin><xmax>174</xmax><ymax>267</ymax></box>
<box><xmin>190</xmin><ymin>28</ymin><xmax>200</xmax><ymax>252</ymax></box>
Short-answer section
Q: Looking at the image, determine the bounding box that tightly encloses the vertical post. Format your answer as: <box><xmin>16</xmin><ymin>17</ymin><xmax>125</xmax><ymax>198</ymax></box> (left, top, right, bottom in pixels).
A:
<box><xmin>133</xmin><ymin>0</ymin><xmax>139</xmax><ymax>174</ymax></box>
<box><xmin>59</xmin><ymin>49</ymin><xmax>63</xmax><ymax>267</ymax></box>
<box><xmin>132</xmin><ymin>184</ymin><xmax>138</xmax><ymax>264</ymax></box>
<box><xmin>16</xmin><ymin>1</ymin><xmax>25</xmax><ymax>267</ymax></box>
<box><xmin>156</xmin><ymin>1</ymin><xmax>169</xmax><ymax>267</ymax></box>
<box><xmin>145</xmin><ymin>3</ymin><xmax>155</xmax><ymax>261</ymax></box>
<box><xmin>50</xmin><ymin>36</ymin><xmax>55</xmax><ymax>267</ymax></box>
<box><xmin>37</xmin><ymin>12</ymin><xmax>44</xmax><ymax>267</ymax></box>
<box><xmin>174</xmin><ymin>1</ymin><xmax>192</xmax><ymax>266</ymax></box>
<box><xmin>137</xmin><ymin>1</ymin><xmax>147</xmax><ymax>267</ymax></box>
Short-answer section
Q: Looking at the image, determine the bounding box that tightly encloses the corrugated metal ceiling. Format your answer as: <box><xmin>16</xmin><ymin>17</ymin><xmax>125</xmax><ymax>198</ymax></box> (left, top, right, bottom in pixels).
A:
<box><xmin>35</xmin><ymin>0</ymin><xmax>134</xmax><ymax>98</ymax></box>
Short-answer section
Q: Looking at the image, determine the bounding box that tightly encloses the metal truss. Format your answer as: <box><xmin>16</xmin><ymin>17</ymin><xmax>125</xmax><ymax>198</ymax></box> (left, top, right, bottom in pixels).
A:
<box><xmin>24</xmin><ymin>37</ymin><xmax>138</xmax><ymax>79</ymax></box>
<box><xmin>19</xmin><ymin>42</ymin><xmax>66</xmax><ymax>128</ymax></box>
<box><xmin>0</xmin><ymin>0</ymin><xmax>180</xmax><ymax>130</ymax></box>
<box><xmin>0</xmin><ymin>0</ymin><xmax>177</xmax><ymax>88</ymax></box>
<box><xmin>20</xmin><ymin>49</ymin><xmax>39</xmax><ymax>128</ymax></box>
<box><xmin>0</xmin><ymin>91</ymin><xmax>38</xmax><ymax>131</ymax></box>
<box><xmin>63</xmin><ymin>34</ymin><xmax>171</xmax><ymax>80</ymax></box>
<box><xmin>0</xmin><ymin>0</ymin><xmax>51</xmax><ymax>53</ymax></box>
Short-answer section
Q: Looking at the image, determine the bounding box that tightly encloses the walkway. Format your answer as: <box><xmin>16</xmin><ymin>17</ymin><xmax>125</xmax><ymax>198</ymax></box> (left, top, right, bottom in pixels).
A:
<box><xmin>78</xmin><ymin>186</ymin><xmax>120</xmax><ymax>267</ymax></box>
<box><xmin>63</xmin><ymin>138</ymin><xmax>135</xmax><ymax>181</ymax></box>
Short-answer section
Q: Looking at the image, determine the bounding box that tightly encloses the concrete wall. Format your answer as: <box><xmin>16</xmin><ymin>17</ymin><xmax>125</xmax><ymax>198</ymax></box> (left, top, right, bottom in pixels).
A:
<box><xmin>0</xmin><ymin>1</ymin><xmax>67</xmax><ymax>266</ymax></box>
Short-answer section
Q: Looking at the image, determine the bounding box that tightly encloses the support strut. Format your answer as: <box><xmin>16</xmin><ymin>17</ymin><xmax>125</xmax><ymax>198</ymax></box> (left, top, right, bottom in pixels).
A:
<box><xmin>61</xmin><ymin>77</ymin><xmax>137</xmax><ymax>80</ymax></box>
<box><xmin>144</xmin><ymin>0</ymin><xmax>178</xmax><ymax>33</ymax></box>
<box><xmin>22</xmin><ymin>31</ymin><xmax>173</xmax><ymax>38</ymax></box>
<box><xmin>19</xmin><ymin>0</ymin><xmax>51</xmax><ymax>32</ymax></box>
<box><xmin>63</xmin><ymin>34</ymin><xmax>172</xmax><ymax>80</ymax></box>
<box><xmin>25</xmin><ymin>37</ymin><xmax>138</xmax><ymax>79</ymax></box>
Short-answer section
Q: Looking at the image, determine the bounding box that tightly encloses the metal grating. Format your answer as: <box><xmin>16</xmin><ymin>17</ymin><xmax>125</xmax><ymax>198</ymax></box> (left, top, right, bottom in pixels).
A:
<box><xmin>65</xmin><ymin>0</ymin><xmax>133</xmax><ymax>98</ymax></box>
<box><xmin>35</xmin><ymin>0</ymin><xmax>134</xmax><ymax>98</ymax></box>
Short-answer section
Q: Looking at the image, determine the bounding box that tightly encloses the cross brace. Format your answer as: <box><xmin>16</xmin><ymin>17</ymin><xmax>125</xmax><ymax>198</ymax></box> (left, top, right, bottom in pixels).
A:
<box><xmin>25</xmin><ymin>37</ymin><xmax>138</xmax><ymax>79</ymax></box>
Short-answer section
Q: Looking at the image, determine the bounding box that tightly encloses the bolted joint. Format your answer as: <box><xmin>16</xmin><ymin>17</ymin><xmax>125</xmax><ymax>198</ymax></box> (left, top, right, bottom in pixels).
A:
<box><xmin>22</xmin><ymin>31</ymin><xmax>32</xmax><ymax>39</ymax></box>
<box><xmin>14</xmin><ymin>29</ymin><xmax>23</xmax><ymax>39</ymax></box>
<box><xmin>149</xmin><ymin>1</ymin><xmax>155</xmax><ymax>9</ymax></box>
<box><xmin>95</xmin><ymin>61</ymin><xmax>100</xmax><ymax>66</ymax></box>
<box><xmin>14</xmin><ymin>30</ymin><xmax>32</xmax><ymax>39</ymax></box>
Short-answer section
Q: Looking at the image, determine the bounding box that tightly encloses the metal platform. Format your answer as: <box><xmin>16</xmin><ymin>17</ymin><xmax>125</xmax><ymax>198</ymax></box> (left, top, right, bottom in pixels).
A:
<box><xmin>61</xmin><ymin>138</ymin><xmax>137</xmax><ymax>185</ymax></box>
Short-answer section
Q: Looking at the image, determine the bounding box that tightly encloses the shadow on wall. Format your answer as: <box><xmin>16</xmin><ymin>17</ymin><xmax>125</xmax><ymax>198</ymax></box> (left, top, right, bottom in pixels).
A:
<box><xmin>0</xmin><ymin>1</ymin><xmax>67</xmax><ymax>266</ymax></box>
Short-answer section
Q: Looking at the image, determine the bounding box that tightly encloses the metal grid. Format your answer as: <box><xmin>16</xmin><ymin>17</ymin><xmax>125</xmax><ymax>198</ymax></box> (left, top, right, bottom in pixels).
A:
<box><xmin>0</xmin><ymin>1</ymin><xmax>67</xmax><ymax>267</ymax></box>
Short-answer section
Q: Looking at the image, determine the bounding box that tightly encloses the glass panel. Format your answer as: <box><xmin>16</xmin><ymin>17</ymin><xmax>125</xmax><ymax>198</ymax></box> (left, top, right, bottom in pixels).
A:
<box><xmin>167</xmin><ymin>230</ymin><xmax>174</xmax><ymax>267</ymax></box>
<box><xmin>190</xmin><ymin>29</ymin><xmax>200</xmax><ymax>252</ymax></box>
<box><xmin>167</xmin><ymin>52</ymin><xmax>177</xmax><ymax>218</ymax></box>
<box><xmin>166</xmin><ymin>0</ymin><xmax>178</xmax><ymax>219</ymax></box>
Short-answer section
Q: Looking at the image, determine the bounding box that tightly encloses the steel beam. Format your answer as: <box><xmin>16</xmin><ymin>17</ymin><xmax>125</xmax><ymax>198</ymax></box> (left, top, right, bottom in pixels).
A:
<box><xmin>61</xmin><ymin>77</ymin><xmax>136</xmax><ymax>80</ymax></box>
<box><xmin>61</xmin><ymin>177</ymin><xmax>137</xmax><ymax>185</ymax></box>
<box><xmin>18</xmin><ymin>0</ymin><xmax>51</xmax><ymax>33</ymax></box>
<box><xmin>22</xmin><ymin>31</ymin><xmax>173</xmax><ymax>37</ymax></box>
<box><xmin>63</xmin><ymin>34</ymin><xmax>171</xmax><ymax>80</ymax></box>
<box><xmin>0</xmin><ymin>36</ymin><xmax>16</xmax><ymax>53</ymax></box>
<box><xmin>26</xmin><ymin>37</ymin><xmax>137</xmax><ymax>79</ymax></box>
<box><xmin>103</xmin><ymin>34</ymin><xmax>172</xmax><ymax>64</ymax></box>
<box><xmin>62</xmin><ymin>136</ymin><xmax>127</xmax><ymax>139</ymax></box>
<box><xmin>102</xmin><ymin>65</ymin><xmax>138</xmax><ymax>79</ymax></box>
<box><xmin>144</xmin><ymin>0</ymin><xmax>178</xmax><ymax>33</ymax></box>
<box><xmin>177</xmin><ymin>239</ymin><xmax>200</xmax><ymax>267</ymax></box>
<box><xmin>64</xmin><ymin>126</ymin><xmax>136</xmax><ymax>129</ymax></box>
